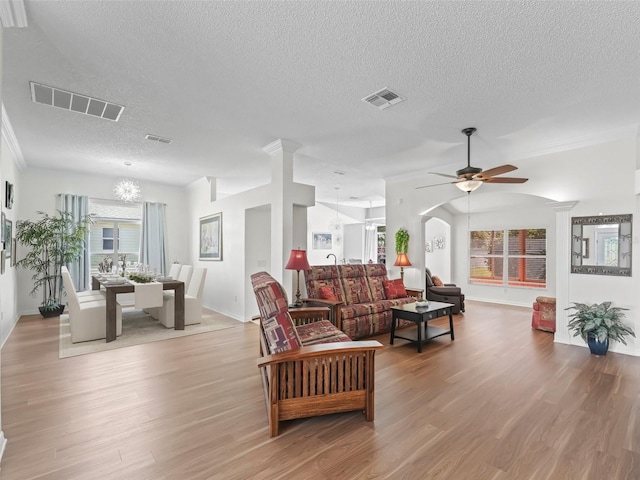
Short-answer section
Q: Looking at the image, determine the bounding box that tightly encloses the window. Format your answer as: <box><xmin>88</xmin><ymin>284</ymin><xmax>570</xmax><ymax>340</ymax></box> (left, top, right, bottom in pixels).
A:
<box><xmin>470</xmin><ymin>228</ymin><xmax>546</xmax><ymax>288</ymax></box>
<box><xmin>88</xmin><ymin>199</ymin><xmax>142</xmax><ymax>271</ymax></box>
<box><xmin>102</xmin><ymin>227</ymin><xmax>115</xmax><ymax>250</ymax></box>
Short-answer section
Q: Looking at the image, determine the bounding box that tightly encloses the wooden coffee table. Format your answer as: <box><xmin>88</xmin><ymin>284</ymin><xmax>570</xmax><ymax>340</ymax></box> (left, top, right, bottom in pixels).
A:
<box><xmin>390</xmin><ymin>301</ymin><xmax>455</xmax><ymax>352</ymax></box>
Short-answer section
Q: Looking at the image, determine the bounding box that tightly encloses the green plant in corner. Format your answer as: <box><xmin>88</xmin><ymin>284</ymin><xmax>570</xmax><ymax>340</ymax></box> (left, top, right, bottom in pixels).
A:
<box><xmin>16</xmin><ymin>210</ymin><xmax>93</xmax><ymax>317</ymax></box>
<box><xmin>566</xmin><ymin>301</ymin><xmax>635</xmax><ymax>353</ymax></box>
<box><xmin>395</xmin><ymin>228</ymin><xmax>409</xmax><ymax>255</ymax></box>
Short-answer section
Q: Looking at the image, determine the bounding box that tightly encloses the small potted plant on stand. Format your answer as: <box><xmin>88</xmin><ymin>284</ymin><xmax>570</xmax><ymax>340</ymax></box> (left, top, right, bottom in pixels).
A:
<box><xmin>16</xmin><ymin>210</ymin><xmax>92</xmax><ymax>318</ymax></box>
<box><xmin>566</xmin><ymin>301</ymin><xmax>635</xmax><ymax>356</ymax></box>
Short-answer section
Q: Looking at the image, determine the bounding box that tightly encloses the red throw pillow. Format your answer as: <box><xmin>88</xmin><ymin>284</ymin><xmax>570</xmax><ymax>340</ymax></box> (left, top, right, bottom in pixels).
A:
<box><xmin>432</xmin><ymin>275</ymin><xmax>444</xmax><ymax>287</ymax></box>
<box><xmin>318</xmin><ymin>286</ymin><xmax>338</xmax><ymax>301</ymax></box>
<box><xmin>383</xmin><ymin>279</ymin><xmax>407</xmax><ymax>299</ymax></box>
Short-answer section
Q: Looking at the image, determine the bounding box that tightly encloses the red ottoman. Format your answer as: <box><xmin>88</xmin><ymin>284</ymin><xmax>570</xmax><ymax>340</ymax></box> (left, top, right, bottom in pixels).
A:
<box><xmin>532</xmin><ymin>296</ymin><xmax>556</xmax><ymax>332</ymax></box>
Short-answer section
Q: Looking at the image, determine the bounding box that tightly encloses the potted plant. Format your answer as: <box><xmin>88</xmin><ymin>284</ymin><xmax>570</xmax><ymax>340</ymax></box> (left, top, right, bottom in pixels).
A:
<box><xmin>566</xmin><ymin>301</ymin><xmax>635</xmax><ymax>356</ymax></box>
<box><xmin>395</xmin><ymin>227</ymin><xmax>409</xmax><ymax>255</ymax></box>
<box><xmin>16</xmin><ymin>210</ymin><xmax>92</xmax><ymax>318</ymax></box>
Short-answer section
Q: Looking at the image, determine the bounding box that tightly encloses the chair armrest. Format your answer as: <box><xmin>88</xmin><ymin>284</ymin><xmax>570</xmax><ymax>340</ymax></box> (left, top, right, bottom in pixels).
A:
<box><xmin>444</xmin><ymin>283</ymin><xmax>456</xmax><ymax>287</ymax></box>
<box><xmin>405</xmin><ymin>288</ymin><xmax>424</xmax><ymax>298</ymax></box>
<box><xmin>300</xmin><ymin>298</ymin><xmax>345</xmax><ymax>330</ymax></box>
<box><xmin>257</xmin><ymin>340</ymin><xmax>383</xmax><ymax>368</ymax></box>
<box><xmin>429</xmin><ymin>285</ymin><xmax>462</xmax><ymax>295</ymax></box>
<box><xmin>289</xmin><ymin>306</ymin><xmax>330</xmax><ymax>326</ymax></box>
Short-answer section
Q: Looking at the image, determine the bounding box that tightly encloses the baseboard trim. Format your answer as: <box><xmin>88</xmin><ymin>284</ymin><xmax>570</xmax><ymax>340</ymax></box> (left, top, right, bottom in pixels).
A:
<box><xmin>465</xmin><ymin>297</ymin><xmax>530</xmax><ymax>309</ymax></box>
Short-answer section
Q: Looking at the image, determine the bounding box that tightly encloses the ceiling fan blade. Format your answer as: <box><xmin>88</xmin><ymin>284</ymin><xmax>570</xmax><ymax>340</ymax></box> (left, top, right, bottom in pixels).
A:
<box><xmin>483</xmin><ymin>177</ymin><xmax>528</xmax><ymax>184</ymax></box>
<box><xmin>477</xmin><ymin>164</ymin><xmax>517</xmax><ymax>178</ymax></box>
<box><xmin>416</xmin><ymin>181</ymin><xmax>457</xmax><ymax>190</ymax></box>
<box><xmin>428</xmin><ymin>172</ymin><xmax>458</xmax><ymax>179</ymax></box>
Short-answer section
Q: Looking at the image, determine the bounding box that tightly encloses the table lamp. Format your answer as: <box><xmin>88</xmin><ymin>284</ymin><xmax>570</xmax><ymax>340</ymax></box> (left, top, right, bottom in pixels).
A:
<box><xmin>285</xmin><ymin>248</ymin><xmax>311</xmax><ymax>307</ymax></box>
<box><xmin>394</xmin><ymin>253</ymin><xmax>412</xmax><ymax>281</ymax></box>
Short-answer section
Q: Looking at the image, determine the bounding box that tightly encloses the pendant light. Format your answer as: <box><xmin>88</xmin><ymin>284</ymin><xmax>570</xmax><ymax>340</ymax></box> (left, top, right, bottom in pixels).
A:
<box><xmin>114</xmin><ymin>162</ymin><xmax>141</xmax><ymax>203</ymax></box>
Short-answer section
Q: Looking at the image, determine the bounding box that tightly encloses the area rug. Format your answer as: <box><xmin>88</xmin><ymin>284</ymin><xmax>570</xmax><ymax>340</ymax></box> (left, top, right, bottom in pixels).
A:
<box><xmin>59</xmin><ymin>309</ymin><xmax>240</xmax><ymax>358</ymax></box>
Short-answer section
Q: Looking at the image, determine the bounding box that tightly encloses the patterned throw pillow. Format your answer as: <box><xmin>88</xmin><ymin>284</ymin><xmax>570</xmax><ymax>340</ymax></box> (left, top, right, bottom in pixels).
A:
<box><xmin>319</xmin><ymin>286</ymin><xmax>338</xmax><ymax>301</ymax></box>
<box><xmin>383</xmin><ymin>278</ymin><xmax>407</xmax><ymax>299</ymax></box>
<box><xmin>432</xmin><ymin>275</ymin><xmax>444</xmax><ymax>287</ymax></box>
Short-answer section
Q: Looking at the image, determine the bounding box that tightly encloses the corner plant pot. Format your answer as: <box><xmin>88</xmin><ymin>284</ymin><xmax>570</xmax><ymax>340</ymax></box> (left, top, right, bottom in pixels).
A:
<box><xmin>587</xmin><ymin>334</ymin><xmax>609</xmax><ymax>356</ymax></box>
<box><xmin>38</xmin><ymin>305</ymin><xmax>65</xmax><ymax>318</ymax></box>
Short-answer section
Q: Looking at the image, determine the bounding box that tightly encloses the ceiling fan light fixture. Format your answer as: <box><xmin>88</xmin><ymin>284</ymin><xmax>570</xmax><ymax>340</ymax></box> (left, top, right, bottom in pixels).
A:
<box><xmin>455</xmin><ymin>180</ymin><xmax>483</xmax><ymax>193</ymax></box>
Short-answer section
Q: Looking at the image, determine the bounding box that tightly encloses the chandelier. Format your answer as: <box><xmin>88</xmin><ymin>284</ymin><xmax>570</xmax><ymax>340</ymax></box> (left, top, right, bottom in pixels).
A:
<box><xmin>114</xmin><ymin>162</ymin><xmax>141</xmax><ymax>202</ymax></box>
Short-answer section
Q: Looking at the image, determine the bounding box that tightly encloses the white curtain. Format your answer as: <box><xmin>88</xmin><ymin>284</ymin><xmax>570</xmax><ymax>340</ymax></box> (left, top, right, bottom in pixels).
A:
<box><xmin>59</xmin><ymin>194</ymin><xmax>90</xmax><ymax>291</ymax></box>
<box><xmin>364</xmin><ymin>226</ymin><xmax>377</xmax><ymax>264</ymax></box>
<box><xmin>140</xmin><ymin>202</ymin><xmax>168</xmax><ymax>275</ymax></box>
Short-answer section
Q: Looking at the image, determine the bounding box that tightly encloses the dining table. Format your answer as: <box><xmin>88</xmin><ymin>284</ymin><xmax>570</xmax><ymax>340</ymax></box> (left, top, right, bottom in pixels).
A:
<box><xmin>91</xmin><ymin>275</ymin><xmax>185</xmax><ymax>342</ymax></box>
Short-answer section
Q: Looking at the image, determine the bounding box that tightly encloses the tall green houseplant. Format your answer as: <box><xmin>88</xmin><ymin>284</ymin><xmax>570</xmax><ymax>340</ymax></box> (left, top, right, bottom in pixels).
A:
<box><xmin>16</xmin><ymin>210</ymin><xmax>92</xmax><ymax>317</ymax></box>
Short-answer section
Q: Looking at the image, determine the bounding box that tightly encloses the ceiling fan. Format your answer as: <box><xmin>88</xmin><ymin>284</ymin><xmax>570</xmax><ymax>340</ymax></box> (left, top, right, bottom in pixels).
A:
<box><xmin>417</xmin><ymin>127</ymin><xmax>528</xmax><ymax>192</ymax></box>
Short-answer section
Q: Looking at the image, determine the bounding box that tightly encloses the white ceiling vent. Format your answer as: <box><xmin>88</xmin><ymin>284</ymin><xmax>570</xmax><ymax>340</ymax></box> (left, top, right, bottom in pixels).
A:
<box><xmin>145</xmin><ymin>134</ymin><xmax>173</xmax><ymax>144</ymax></box>
<box><xmin>30</xmin><ymin>82</ymin><xmax>124</xmax><ymax>121</ymax></box>
<box><xmin>361</xmin><ymin>88</ymin><xmax>405</xmax><ymax>110</ymax></box>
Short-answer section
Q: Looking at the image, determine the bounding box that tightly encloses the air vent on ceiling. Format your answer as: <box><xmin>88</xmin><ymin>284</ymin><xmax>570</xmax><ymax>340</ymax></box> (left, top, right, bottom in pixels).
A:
<box><xmin>29</xmin><ymin>82</ymin><xmax>124</xmax><ymax>121</ymax></box>
<box><xmin>145</xmin><ymin>134</ymin><xmax>173</xmax><ymax>144</ymax></box>
<box><xmin>361</xmin><ymin>87</ymin><xmax>405</xmax><ymax>110</ymax></box>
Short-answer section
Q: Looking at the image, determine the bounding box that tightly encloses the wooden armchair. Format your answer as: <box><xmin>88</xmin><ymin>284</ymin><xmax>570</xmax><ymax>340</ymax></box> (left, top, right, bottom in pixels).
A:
<box><xmin>252</xmin><ymin>271</ymin><xmax>383</xmax><ymax>437</ymax></box>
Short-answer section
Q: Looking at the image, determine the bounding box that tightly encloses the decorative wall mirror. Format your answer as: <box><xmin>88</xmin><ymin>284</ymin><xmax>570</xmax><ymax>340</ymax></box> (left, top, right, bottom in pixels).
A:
<box><xmin>571</xmin><ymin>214</ymin><xmax>632</xmax><ymax>276</ymax></box>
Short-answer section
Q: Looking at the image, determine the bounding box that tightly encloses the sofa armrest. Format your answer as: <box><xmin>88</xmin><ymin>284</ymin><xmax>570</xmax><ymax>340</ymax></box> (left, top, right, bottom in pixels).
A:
<box><xmin>444</xmin><ymin>283</ymin><xmax>457</xmax><ymax>287</ymax></box>
<box><xmin>257</xmin><ymin>340</ymin><xmax>383</xmax><ymax>368</ymax></box>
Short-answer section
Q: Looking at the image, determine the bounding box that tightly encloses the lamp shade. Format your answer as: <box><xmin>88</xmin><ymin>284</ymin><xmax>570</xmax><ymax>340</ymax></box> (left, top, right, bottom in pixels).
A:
<box><xmin>455</xmin><ymin>179</ymin><xmax>483</xmax><ymax>193</ymax></box>
<box><xmin>285</xmin><ymin>249</ymin><xmax>311</xmax><ymax>271</ymax></box>
<box><xmin>394</xmin><ymin>253</ymin><xmax>412</xmax><ymax>267</ymax></box>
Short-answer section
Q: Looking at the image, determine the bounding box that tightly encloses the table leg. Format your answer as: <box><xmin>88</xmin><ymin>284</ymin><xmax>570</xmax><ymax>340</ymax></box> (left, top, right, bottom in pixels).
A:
<box><xmin>417</xmin><ymin>319</ymin><xmax>423</xmax><ymax>353</ymax></box>
<box><xmin>174</xmin><ymin>283</ymin><xmax>185</xmax><ymax>330</ymax></box>
<box><xmin>389</xmin><ymin>313</ymin><xmax>396</xmax><ymax>345</ymax></box>
<box><xmin>449</xmin><ymin>308</ymin><xmax>455</xmax><ymax>341</ymax></box>
<box><xmin>92</xmin><ymin>276</ymin><xmax>100</xmax><ymax>290</ymax></box>
<box><xmin>106</xmin><ymin>290</ymin><xmax>117</xmax><ymax>342</ymax></box>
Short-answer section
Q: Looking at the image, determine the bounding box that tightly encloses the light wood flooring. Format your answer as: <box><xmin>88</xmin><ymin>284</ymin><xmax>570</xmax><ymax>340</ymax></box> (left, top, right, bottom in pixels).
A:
<box><xmin>2</xmin><ymin>301</ymin><xmax>640</xmax><ymax>479</ymax></box>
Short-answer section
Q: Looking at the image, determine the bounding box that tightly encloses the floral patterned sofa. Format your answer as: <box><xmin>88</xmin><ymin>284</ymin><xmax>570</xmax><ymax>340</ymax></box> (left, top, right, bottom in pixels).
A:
<box><xmin>303</xmin><ymin>264</ymin><xmax>421</xmax><ymax>339</ymax></box>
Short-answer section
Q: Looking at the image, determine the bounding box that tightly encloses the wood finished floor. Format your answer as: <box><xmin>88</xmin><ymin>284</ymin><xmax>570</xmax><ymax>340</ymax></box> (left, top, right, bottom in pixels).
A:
<box><xmin>2</xmin><ymin>301</ymin><xmax>640</xmax><ymax>479</ymax></box>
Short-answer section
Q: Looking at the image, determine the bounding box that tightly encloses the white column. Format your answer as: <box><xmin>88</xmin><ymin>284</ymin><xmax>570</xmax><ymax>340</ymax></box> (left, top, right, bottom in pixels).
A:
<box><xmin>263</xmin><ymin>139</ymin><xmax>301</xmax><ymax>291</ymax></box>
<box><xmin>551</xmin><ymin>201</ymin><xmax>578</xmax><ymax>344</ymax></box>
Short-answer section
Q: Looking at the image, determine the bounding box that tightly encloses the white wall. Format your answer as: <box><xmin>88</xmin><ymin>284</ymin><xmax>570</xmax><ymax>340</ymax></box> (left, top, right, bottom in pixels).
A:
<box><xmin>187</xmin><ymin>177</ymin><xmax>314</xmax><ymax>321</ymax></box>
<box><xmin>16</xmin><ymin>168</ymin><xmax>189</xmax><ymax>314</ymax></box>
<box><xmin>0</xmin><ymin>137</ymin><xmax>19</xmax><ymax>347</ymax></box>
<box><xmin>306</xmin><ymin>203</ymin><xmax>363</xmax><ymax>266</ymax></box>
<box><xmin>425</xmin><ymin>217</ymin><xmax>451</xmax><ymax>283</ymax></box>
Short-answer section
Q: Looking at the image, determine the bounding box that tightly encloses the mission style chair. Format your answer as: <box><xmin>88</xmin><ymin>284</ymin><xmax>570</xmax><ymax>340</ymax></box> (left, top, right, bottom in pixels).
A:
<box><xmin>251</xmin><ymin>271</ymin><xmax>383</xmax><ymax>437</ymax></box>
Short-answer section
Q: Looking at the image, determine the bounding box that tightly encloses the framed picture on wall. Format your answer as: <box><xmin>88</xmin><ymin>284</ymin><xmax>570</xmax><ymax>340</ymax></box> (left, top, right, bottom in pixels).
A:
<box><xmin>425</xmin><ymin>241</ymin><xmax>432</xmax><ymax>253</ymax></box>
<box><xmin>5</xmin><ymin>181</ymin><xmax>13</xmax><ymax>209</ymax></box>
<box><xmin>0</xmin><ymin>211</ymin><xmax>4</xmax><ymax>245</ymax></box>
<box><xmin>434</xmin><ymin>236</ymin><xmax>445</xmax><ymax>249</ymax></box>
<box><xmin>199</xmin><ymin>212</ymin><xmax>222</xmax><ymax>261</ymax></box>
<box><xmin>11</xmin><ymin>238</ymin><xmax>16</xmax><ymax>267</ymax></box>
<box><xmin>4</xmin><ymin>219</ymin><xmax>12</xmax><ymax>260</ymax></box>
<box><xmin>312</xmin><ymin>232</ymin><xmax>332</xmax><ymax>250</ymax></box>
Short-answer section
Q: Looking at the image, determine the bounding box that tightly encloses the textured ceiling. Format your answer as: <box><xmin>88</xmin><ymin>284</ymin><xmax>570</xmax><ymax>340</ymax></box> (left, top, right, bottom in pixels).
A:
<box><xmin>3</xmin><ymin>1</ymin><xmax>640</xmax><ymax>207</ymax></box>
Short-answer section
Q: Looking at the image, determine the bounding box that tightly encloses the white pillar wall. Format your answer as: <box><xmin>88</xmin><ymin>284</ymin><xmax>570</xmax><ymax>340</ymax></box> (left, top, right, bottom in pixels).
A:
<box><xmin>552</xmin><ymin>201</ymin><xmax>578</xmax><ymax>345</ymax></box>
<box><xmin>263</xmin><ymin>139</ymin><xmax>306</xmax><ymax>300</ymax></box>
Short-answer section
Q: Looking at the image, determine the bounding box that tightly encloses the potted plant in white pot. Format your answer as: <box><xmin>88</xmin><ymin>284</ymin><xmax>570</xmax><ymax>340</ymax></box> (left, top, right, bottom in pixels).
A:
<box><xmin>16</xmin><ymin>210</ymin><xmax>92</xmax><ymax>318</ymax></box>
<box><xmin>566</xmin><ymin>301</ymin><xmax>635</xmax><ymax>356</ymax></box>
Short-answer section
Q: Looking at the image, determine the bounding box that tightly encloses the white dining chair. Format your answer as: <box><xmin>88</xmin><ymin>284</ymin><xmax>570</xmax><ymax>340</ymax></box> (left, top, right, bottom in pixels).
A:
<box><xmin>63</xmin><ymin>269</ymin><xmax>123</xmax><ymax>343</ymax></box>
<box><xmin>149</xmin><ymin>265</ymin><xmax>193</xmax><ymax>319</ymax></box>
<box><xmin>158</xmin><ymin>267</ymin><xmax>207</xmax><ymax>328</ymax></box>
<box><xmin>167</xmin><ymin>263</ymin><xmax>181</xmax><ymax>279</ymax></box>
<box><xmin>61</xmin><ymin>267</ymin><xmax>105</xmax><ymax>303</ymax></box>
